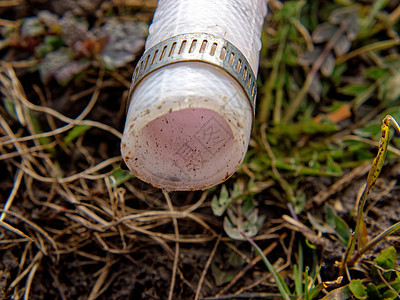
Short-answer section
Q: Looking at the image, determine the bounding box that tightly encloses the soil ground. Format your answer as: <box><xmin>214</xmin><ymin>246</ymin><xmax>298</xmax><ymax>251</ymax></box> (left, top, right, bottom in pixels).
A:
<box><xmin>1</xmin><ymin>1</ymin><xmax>400</xmax><ymax>299</ymax></box>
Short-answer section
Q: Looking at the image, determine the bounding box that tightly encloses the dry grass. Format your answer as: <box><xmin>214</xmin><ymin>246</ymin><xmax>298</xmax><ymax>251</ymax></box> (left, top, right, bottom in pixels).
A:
<box><xmin>2</xmin><ymin>1</ymin><xmax>400</xmax><ymax>298</ymax></box>
<box><xmin>0</xmin><ymin>61</ymin><xmax>286</xmax><ymax>299</ymax></box>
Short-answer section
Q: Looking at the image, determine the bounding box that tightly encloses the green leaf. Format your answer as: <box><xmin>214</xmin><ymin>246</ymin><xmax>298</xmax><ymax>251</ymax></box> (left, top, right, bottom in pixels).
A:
<box><xmin>3</xmin><ymin>97</ymin><xmax>18</xmax><ymax>120</ymax></box>
<box><xmin>354</xmin><ymin>122</ymin><xmax>381</xmax><ymax>138</ymax></box>
<box><xmin>110</xmin><ymin>168</ymin><xmax>135</xmax><ymax>187</ymax></box>
<box><xmin>334</xmin><ymin>214</ymin><xmax>351</xmax><ymax>246</ymax></box>
<box><xmin>374</xmin><ymin>246</ymin><xmax>397</xmax><ymax>270</ymax></box>
<box><xmin>29</xmin><ymin>110</ymin><xmax>55</xmax><ymax>155</ymax></box>
<box><xmin>223</xmin><ymin>207</ymin><xmax>263</xmax><ymax>240</ymax></box>
<box><xmin>358</xmin><ymin>218</ymin><xmax>368</xmax><ymax>250</ymax></box>
<box><xmin>45</xmin><ymin>35</ymin><xmax>64</xmax><ymax>48</ymax></box>
<box><xmin>293</xmin><ymin>264</ymin><xmax>302</xmax><ymax>297</ymax></box>
<box><xmin>340</xmin><ymin>83</ymin><xmax>371</xmax><ymax>96</ymax></box>
<box><xmin>309</xmin><ymin>282</ymin><xmax>324</xmax><ymax>299</ymax></box>
<box><xmin>63</xmin><ymin>125</ymin><xmax>91</xmax><ymax>148</ymax></box>
<box><xmin>242</xmin><ymin>197</ymin><xmax>255</xmax><ymax>216</ymax></box>
<box><xmin>359</xmin><ymin>0</ymin><xmax>391</xmax><ymax>37</ymax></box>
<box><xmin>349</xmin><ymin>279</ymin><xmax>368</xmax><ymax>299</ymax></box>
<box><xmin>36</xmin><ymin>35</ymin><xmax>64</xmax><ymax>57</ymax></box>
<box><xmin>327</xmin><ymin>156</ymin><xmax>342</xmax><ymax>174</ymax></box>
<box><xmin>211</xmin><ymin>263</ymin><xmax>235</xmax><ymax>286</ymax></box>
<box><xmin>271</xmin><ymin>120</ymin><xmax>337</xmax><ymax>137</ymax></box>
<box><xmin>331</xmin><ymin>63</ymin><xmax>347</xmax><ymax>86</ymax></box>
<box><xmin>366</xmin><ymin>283</ymin><xmax>382</xmax><ymax>298</ymax></box>
<box><xmin>325</xmin><ymin>205</ymin><xmax>351</xmax><ymax>246</ymax></box>
<box><xmin>389</xmin><ymin>275</ymin><xmax>400</xmax><ymax>295</ymax></box>
<box><xmin>242</xmin><ymin>233</ymin><xmax>291</xmax><ymax>300</ymax></box>
<box><xmin>382</xmin><ymin>289</ymin><xmax>398</xmax><ymax>299</ymax></box>
<box><xmin>274</xmin><ymin>0</ymin><xmax>306</xmax><ymax>22</ymax></box>
<box><xmin>364</xmin><ymin>66</ymin><xmax>389</xmax><ymax>80</ymax></box>
<box><xmin>35</xmin><ymin>43</ymin><xmax>54</xmax><ymax>57</ymax></box>
<box><xmin>320</xmin><ymin>285</ymin><xmax>352</xmax><ymax>300</ymax></box>
<box><xmin>231</xmin><ymin>181</ymin><xmax>243</xmax><ymax>199</ymax></box>
<box><xmin>211</xmin><ymin>185</ymin><xmax>230</xmax><ymax>216</ymax></box>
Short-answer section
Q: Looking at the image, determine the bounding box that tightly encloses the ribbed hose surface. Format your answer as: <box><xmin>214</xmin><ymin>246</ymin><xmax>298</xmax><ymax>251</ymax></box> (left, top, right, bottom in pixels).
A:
<box><xmin>121</xmin><ymin>0</ymin><xmax>267</xmax><ymax>190</ymax></box>
<box><xmin>146</xmin><ymin>0</ymin><xmax>266</xmax><ymax>74</ymax></box>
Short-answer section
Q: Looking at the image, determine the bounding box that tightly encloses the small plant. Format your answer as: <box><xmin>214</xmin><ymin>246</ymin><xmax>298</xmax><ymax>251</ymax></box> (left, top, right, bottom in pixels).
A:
<box><xmin>342</xmin><ymin>116</ymin><xmax>400</xmax><ymax>269</ymax></box>
<box><xmin>0</xmin><ymin>10</ymin><xmax>147</xmax><ymax>85</ymax></box>
<box><xmin>211</xmin><ymin>181</ymin><xmax>265</xmax><ymax>240</ymax></box>
<box><xmin>321</xmin><ymin>115</ymin><xmax>400</xmax><ymax>299</ymax></box>
<box><xmin>244</xmin><ymin>115</ymin><xmax>400</xmax><ymax>299</ymax></box>
<box><xmin>243</xmin><ymin>232</ymin><xmax>343</xmax><ymax>300</ymax></box>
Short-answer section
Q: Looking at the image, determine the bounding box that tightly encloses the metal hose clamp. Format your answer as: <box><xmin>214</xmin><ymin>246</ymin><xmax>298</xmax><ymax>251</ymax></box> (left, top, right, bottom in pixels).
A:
<box><xmin>127</xmin><ymin>33</ymin><xmax>257</xmax><ymax>114</ymax></box>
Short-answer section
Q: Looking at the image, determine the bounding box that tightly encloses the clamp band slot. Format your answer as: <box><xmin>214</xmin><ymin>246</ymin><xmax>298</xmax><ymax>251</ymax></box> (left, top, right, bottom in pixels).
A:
<box><xmin>127</xmin><ymin>33</ymin><xmax>257</xmax><ymax>114</ymax></box>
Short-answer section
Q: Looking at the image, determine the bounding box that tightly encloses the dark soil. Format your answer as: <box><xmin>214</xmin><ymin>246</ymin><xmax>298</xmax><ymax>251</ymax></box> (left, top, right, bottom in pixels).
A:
<box><xmin>1</xmin><ymin>1</ymin><xmax>400</xmax><ymax>299</ymax></box>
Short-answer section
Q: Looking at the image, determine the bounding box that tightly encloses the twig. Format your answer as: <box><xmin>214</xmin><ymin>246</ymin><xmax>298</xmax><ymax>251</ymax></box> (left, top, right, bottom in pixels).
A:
<box><xmin>15</xmin><ymin>156</ymin><xmax>121</xmax><ymax>183</ymax></box>
<box><xmin>23</xmin><ymin>259</ymin><xmax>41</xmax><ymax>300</ymax></box>
<box><xmin>305</xmin><ymin>161</ymin><xmax>371</xmax><ymax>209</ymax></box>
<box><xmin>0</xmin><ymin>65</ymin><xmax>122</xmax><ymax>145</ymax></box>
<box><xmin>0</xmin><ymin>169</ymin><xmax>23</xmax><ymax>222</ymax></box>
<box><xmin>9</xmin><ymin>251</ymin><xmax>43</xmax><ymax>290</ymax></box>
<box><xmin>0</xmin><ymin>220</ymin><xmax>32</xmax><ymax>241</ymax></box>
<box><xmin>0</xmin><ymin>209</ymin><xmax>58</xmax><ymax>257</ymax></box>
<box><xmin>0</xmin><ymin>0</ymin><xmax>23</xmax><ymax>7</ymax></box>
<box><xmin>163</xmin><ymin>190</ymin><xmax>180</xmax><ymax>300</ymax></box>
<box><xmin>215</xmin><ymin>240</ymin><xmax>278</xmax><ymax>297</ymax></box>
<box><xmin>87</xmin><ymin>256</ymin><xmax>113</xmax><ymax>300</ymax></box>
<box><xmin>0</xmin><ymin>141</ymin><xmax>57</xmax><ymax>161</ymax></box>
<box><xmin>195</xmin><ymin>235</ymin><xmax>221</xmax><ymax>300</ymax></box>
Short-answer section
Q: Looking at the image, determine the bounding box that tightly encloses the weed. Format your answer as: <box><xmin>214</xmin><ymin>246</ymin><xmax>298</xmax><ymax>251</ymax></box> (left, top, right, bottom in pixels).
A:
<box><xmin>244</xmin><ymin>116</ymin><xmax>400</xmax><ymax>299</ymax></box>
<box><xmin>1</xmin><ymin>10</ymin><xmax>147</xmax><ymax>85</ymax></box>
<box><xmin>1</xmin><ymin>0</ymin><xmax>400</xmax><ymax>299</ymax></box>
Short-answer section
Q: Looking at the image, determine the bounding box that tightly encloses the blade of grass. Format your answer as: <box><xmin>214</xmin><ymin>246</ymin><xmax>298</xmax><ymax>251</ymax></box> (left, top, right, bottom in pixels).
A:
<box><xmin>62</xmin><ymin>124</ymin><xmax>92</xmax><ymax>149</ymax></box>
<box><xmin>258</xmin><ymin>25</ymin><xmax>288</xmax><ymax>124</ymax></box>
<box><xmin>308</xmin><ymin>265</ymin><xmax>324</xmax><ymax>299</ymax></box>
<box><xmin>294</xmin><ymin>240</ymin><xmax>304</xmax><ymax>297</ymax></box>
<box><xmin>336</xmin><ymin>39</ymin><xmax>400</xmax><ymax>65</ymax></box>
<box><xmin>241</xmin><ymin>232</ymin><xmax>291</xmax><ymax>300</ymax></box>
<box><xmin>273</xmin><ymin>63</ymin><xmax>285</xmax><ymax>124</ymax></box>
<box><xmin>304</xmin><ymin>267</ymin><xmax>310</xmax><ymax>300</ymax></box>
<box><xmin>359</xmin><ymin>0</ymin><xmax>391</xmax><ymax>37</ymax></box>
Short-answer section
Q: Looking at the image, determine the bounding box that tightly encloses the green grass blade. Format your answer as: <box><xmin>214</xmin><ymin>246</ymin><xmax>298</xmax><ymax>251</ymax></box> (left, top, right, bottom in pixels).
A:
<box><xmin>242</xmin><ymin>232</ymin><xmax>291</xmax><ymax>300</ymax></box>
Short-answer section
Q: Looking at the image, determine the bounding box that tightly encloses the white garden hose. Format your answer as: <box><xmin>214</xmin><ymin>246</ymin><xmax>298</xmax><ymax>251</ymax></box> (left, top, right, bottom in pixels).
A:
<box><xmin>121</xmin><ymin>0</ymin><xmax>267</xmax><ymax>191</ymax></box>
